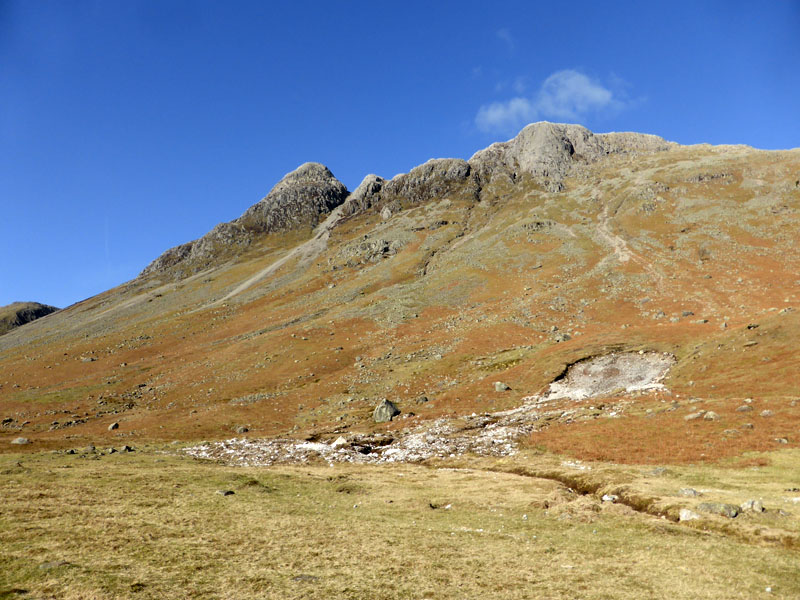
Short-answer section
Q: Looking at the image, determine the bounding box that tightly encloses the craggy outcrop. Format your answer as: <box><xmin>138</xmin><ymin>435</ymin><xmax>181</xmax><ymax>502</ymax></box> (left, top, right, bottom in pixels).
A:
<box><xmin>141</xmin><ymin>162</ymin><xmax>349</xmax><ymax>278</ymax></box>
<box><xmin>0</xmin><ymin>302</ymin><xmax>59</xmax><ymax>336</ymax></box>
<box><xmin>339</xmin><ymin>174</ymin><xmax>385</xmax><ymax>217</ymax></box>
<box><xmin>141</xmin><ymin>123</ymin><xmax>673</xmax><ymax>279</ymax></box>
<box><xmin>469</xmin><ymin>122</ymin><xmax>673</xmax><ymax>191</ymax></box>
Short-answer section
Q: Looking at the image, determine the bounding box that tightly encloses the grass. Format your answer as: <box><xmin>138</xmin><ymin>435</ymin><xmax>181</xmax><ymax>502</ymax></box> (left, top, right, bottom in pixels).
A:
<box><xmin>2</xmin><ymin>448</ymin><xmax>800</xmax><ymax>599</ymax></box>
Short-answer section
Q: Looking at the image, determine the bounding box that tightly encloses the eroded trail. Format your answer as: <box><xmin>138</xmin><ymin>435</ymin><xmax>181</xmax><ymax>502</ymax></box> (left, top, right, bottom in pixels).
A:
<box><xmin>214</xmin><ymin>207</ymin><xmax>346</xmax><ymax>305</ymax></box>
<box><xmin>597</xmin><ymin>205</ymin><xmax>666</xmax><ymax>293</ymax></box>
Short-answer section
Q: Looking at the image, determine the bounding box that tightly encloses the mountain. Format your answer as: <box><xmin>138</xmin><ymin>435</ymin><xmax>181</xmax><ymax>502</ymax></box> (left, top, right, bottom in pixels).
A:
<box><xmin>0</xmin><ymin>302</ymin><xmax>59</xmax><ymax>336</ymax></box>
<box><xmin>1</xmin><ymin>121</ymin><xmax>799</xmax><ymax>465</ymax></box>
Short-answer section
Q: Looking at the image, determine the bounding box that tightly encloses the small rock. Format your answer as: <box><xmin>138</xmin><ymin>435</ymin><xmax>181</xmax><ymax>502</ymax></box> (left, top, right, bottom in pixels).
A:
<box><xmin>330</xmin><ymin>436</ymin><xmax>348</xmax><ymax>449</ymax></box>
<box><xmin>373</xmin><ymin>399</ymin><xmax>400</xmax><ymax>423</ymax></box>
<box><xmin>601</xmin><ymin>494</ymin><xmax>618</xmax><ymax>503</ymax></box>
<box><xmin>415</xmin><ymin>395</ymin><xmax>429</xmax><ymax>404</ymax></box>
<box><xmin>234</xmin><ymin>425</ymin><xmax>249</xmax><ymax>434</ymax></box>
<box><xmin>684</xmin><ymin>411</ymin><xmax>705</xmax><ymax>421</ymax></box>
<box><xmin>698</xmin><ymin>502</ymin><xmax>739</xmax><ymax>518</ymax></box>
<box><xmin>679</xmin><ymin>508</ymin><xmax>701</xmax><ymax>521</ymax></box>
<box><xmin>120</xmin><ymin>445</ymin><xmax>134</xmax><ymax>452</ymax></box>
<box><xmin>703</xmin><ymin>411</ymin><xmax>719</xmax><ymax>421</ymax></box>
<box><xmin>736</xmin><ymin>405</ymin><xmax>753</xmax><ymax>412</ymax></box>
<box><xmin>108</xmin><ymin>422</ymin><xmax>119</xmax><ymax>431</ymax></box>
<box><xmin>740</xmin><ymin>499</ymin><xmax>765</xmax><ymax>512</ymax></box>
<box><xmin>10</xmin><ymin>437</ymin><xmax>29</xmax><ymax>445</ymax></box>
<box><xmin>775</xmin><ymin>438</ymin><xmax>789</xmax><ymax>444</ymax></box>
<box><xmin>741</xmin><ymin>422</ymin><xmax>754</xmax><ymax>429</ymax></box>
<box><xmin>216</xmin><ymin>490</ymin><xmax>235</xmax><ymax>496</ymax></box>
<box><xmin>39</xmin><ymin>560</ymin><xmax>70</xmax><ymax>570</ymax></box>
<box><xmin>760</xmin><ymin>410</ymin><xmax>774</xmax><ymax>417</ymax></box>
<box><xmin>678</xmin><ymin>488</ymin><xmax>701</xmax><ymax>497</ymax></box>
<box><xmin>292</xmin><ymin>574</ymin><xmax>320</xmax><ymax>583</ymax></box>
<box><xmin>494</xmin><ymin>382</ymin><xmax>511</xmax><ymax>392</ymax></box>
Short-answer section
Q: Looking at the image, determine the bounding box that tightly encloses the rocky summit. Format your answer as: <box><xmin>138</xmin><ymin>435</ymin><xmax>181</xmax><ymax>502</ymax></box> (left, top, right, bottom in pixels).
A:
<box><xmin>1</xmin><ymin>121</ymin><xmax>799</xmax><ymax>467</ymax></box>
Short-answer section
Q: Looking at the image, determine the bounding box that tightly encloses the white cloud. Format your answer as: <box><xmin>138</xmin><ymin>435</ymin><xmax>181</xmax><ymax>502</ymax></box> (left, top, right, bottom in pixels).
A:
<box><xmin>496</xmin><ymin>28</ymin><xmax>515</xmax><ymax>52</ymax></box>
<box><xmin>475</xmin><ymin>69</ymin><xmax>626</xmax><ymax>134</ymax></box>
<box><xmin>475</xmin><ymin>97</ymin><xmax>535</xmax><ymax>134</ymax></box>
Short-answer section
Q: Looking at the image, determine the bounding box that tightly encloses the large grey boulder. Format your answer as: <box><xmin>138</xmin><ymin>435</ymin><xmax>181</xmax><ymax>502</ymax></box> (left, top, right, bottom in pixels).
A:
<box><xmin>373</xmin><ymin>399</ymin><xmax>401</xmax><ymax>423</ymax></box>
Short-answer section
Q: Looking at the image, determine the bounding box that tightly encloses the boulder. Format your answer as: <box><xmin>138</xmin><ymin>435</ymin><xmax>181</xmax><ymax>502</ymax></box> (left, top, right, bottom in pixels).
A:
<box><xmin>698</xmin><ymin>502</ymin><xmax>739</xmax><ymax>518</ymax></box>
<box><xmin>679</xmin><ymin>508</ymin><xmax>701</xmax><ymax>521</ymax></box>
<box><xmin>373</xmin><ymin>399</ymin><xmax>400</xmax><ymax>423</ymax></box>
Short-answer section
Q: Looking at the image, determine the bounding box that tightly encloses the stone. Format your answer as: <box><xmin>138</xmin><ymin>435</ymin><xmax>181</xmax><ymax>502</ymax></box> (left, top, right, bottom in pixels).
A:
<box><xmin>39</xmin><ymin>560</ymin><xmax>70</xmax><ymax>570</ymax></box>
<box><xmin>330</xmin><ymin>436</ymin><xmax>348</xmax><ymax>449</ymax></box>
<box><xmin>684</xmin><ymin>411</ymin><xmax>705</xmax><ymax>421</ymax></box>
<box><xmin>234</xmin><ymin>425</ymin><xmax>249</xmax><ymax>434</ymax></box>
<box><xmin>740</xmin><ymin>499</ymin><xmax>765</xmax><ymax>512</ymax></box>
<box><xmin>736</xmin><ymin>405</ymin><xmax>753</xmax><ymax>412</ymax></box>
<box><xmin>741</xmin><ymin>422</ymin><xmax>754</xmax><ymax>429</ymax></box>
<box><xmin>679</xmin><ymin>508</ymin><xmax>701</xmax><ymax>521</ymax></box>
<box><xmin>108</xmin><ymin>422</ymin><xmax>119</xmax><ymax>431</ymax></box>
<box><xmin>698</xmin><ymin>502</ymin><xmax>739</xmax><ymax>518</ymax></box>
<box><xmin>10</xmin><ymin>437</ymin><xmax>29</xmax><ymax>445</ymax></box>
<box><xmin>601</xmin><ymin>494</ymin><xmax>618</xmax><ymax>503</ymax></box>
<box><xmin>415</xmin><ymin>395</ymin><xmax>429</xmax><ymax>404</ymax></box>
<box><xmin>678</xmin><ymin>488</ymin><xmax>701</xmax><ymax>497</ymax></box>
<box><xmin>760</xmin><ymin>410</ymin><xmax>774</xmax><ymax>417</ymax></box>
<box><xmin>373</xmin><ymin>399</ymin><xmax>400</xmax><ymax>423</ymax></box>
<box><xmin>120</xmin><ymin>445</ymin><xmax>134</xmax><ymax>452</ymax></box>
<box><xmin>494</xmin><ymin>382</ymin><xmax>511</xmax><ymax>392</ymax></box>
<box><xmin>703</xmin><ymin>411</ymin><xmax>720</xmax><ymax>421</ymax></box>
<box><xmin>380</xmin><ymin>206</ymin><xmax>393</xmax><ymax>221</ymax></box>
<box><xmin>216</xmin><ymin>490</ymin><xmax>235</xmax><ymax>496</ymax></box>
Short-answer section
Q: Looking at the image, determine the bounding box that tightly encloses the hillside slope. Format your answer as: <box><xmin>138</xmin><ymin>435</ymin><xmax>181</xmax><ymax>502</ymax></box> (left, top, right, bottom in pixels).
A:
<box><xmin>1</xmin><ymin>122</ymin><xmax>799</xmax><ymax>466</ymax></box>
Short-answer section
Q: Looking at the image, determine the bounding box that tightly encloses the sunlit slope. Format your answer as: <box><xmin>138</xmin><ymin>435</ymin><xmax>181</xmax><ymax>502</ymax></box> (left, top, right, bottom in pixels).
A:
<box><xmin>1</xmin><ymin>124</ymin><xmax>799</xmax><ymax>463</ymax></box>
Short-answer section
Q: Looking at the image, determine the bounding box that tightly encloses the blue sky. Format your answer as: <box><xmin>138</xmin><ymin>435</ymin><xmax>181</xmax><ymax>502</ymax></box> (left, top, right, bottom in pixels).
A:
<box><xmin>2</xmin><ymin>0</ymin><xmax>799</xmax><ymax>308</ymax></box>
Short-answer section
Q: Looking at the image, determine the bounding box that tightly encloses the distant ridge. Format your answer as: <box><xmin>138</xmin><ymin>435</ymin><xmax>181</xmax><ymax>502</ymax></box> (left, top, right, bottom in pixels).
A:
<box><xmin>0</xmin><ymin>302</ymin><xmax>59</xmax><ymax>336</ymax></box>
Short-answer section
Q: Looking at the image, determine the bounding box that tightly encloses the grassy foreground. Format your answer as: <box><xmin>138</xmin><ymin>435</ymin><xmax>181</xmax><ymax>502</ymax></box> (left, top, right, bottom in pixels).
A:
<box><xmin>2</xmin><ymin>448</ymin><xmax>799</xmax><ymax>599</ymax></box>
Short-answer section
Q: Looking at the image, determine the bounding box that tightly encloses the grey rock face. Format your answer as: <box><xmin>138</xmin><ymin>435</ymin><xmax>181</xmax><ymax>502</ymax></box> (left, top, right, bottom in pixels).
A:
<box><xmin>339</xmin><ymin>174</ymin><xmax>385</xmax><ymax>217</ymax></box>
<box><xmin>141</xmin><ymin>163</ymin><xmax>349</xmax><ymax>278</ymax></box>
<box><xmin>469</xmin><ymin>121</ymin><xmax>672</xmax><ymax>192</ymax></box>
<box><xmin>373</xmin><ymin>399</ymin><xmax>401</xmax><ymax>423</ymax></box>
<box><xmin>237</xmin><ymin>163</ymin><xmax>348</xmax><ymax>233</ymax></box>
<box><xmin>10</xmin><ymin>437</ymin><xmax>29</xmax><ymax>445</ymax></box>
